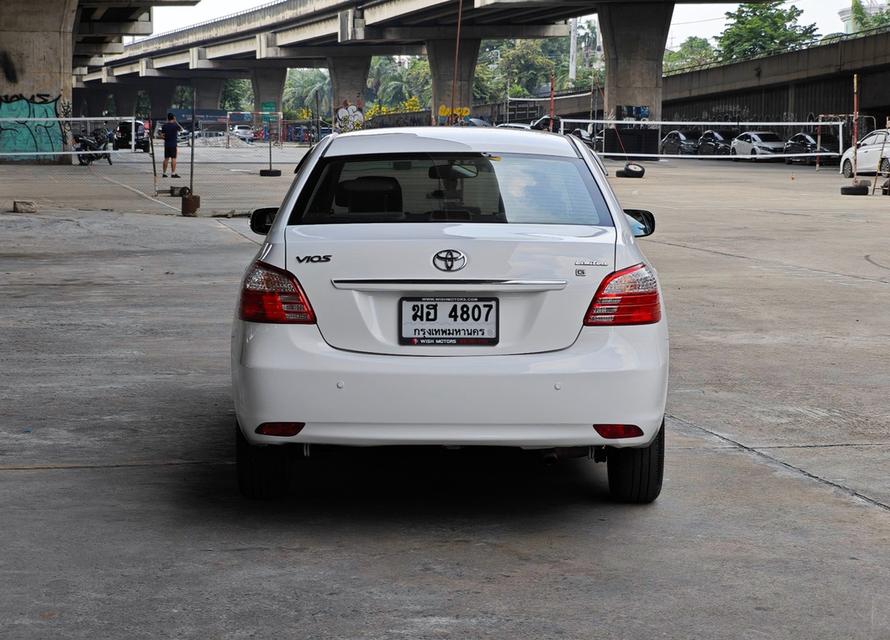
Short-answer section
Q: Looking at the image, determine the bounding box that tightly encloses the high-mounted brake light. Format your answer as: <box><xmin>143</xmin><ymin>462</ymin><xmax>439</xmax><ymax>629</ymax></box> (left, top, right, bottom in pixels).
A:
<box><xmin>584</xmin><ymin>263</ymin><xmax>661</xmax><ymax>326</ymax></box>
<box><xmin>239</xmin><ymin>261</ymin><xmax>316</xmax><ymax>324</ymax></box>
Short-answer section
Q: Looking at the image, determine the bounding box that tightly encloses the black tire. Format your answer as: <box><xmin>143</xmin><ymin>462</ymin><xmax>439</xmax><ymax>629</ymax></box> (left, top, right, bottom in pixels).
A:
<box><xmin>616</xmin><ymin>162</ymin><xmax>645</xmax><ymax>179</ymax></box>
<box><xmin>842</xmin><ymin>159</ymin><xmax>854</xmax><ymax>178</ymax></box>
<box><xmin>840</xmin><ymin>184</ymin><xmax>869</xmax><ymax>196</ymax></box>
<box><xmin>77</xmin><ymin>154</ymin><xmax>88</xmax><ymax>166</ymax></box>
<box><xmin>785</xmin><ymin>158</ymin><xmax>793</xmax><ymax>165</ymax></box>
<box><xmin>750</xmin><ymin>150</ymin><xmax>757</xmax><ymax>163</ymax></box>
<box><xmin>881</xmin><ymin>158</ymin><xmax>890</xmax><ymax>176</ymax></box>
<box><xmin>607</xmin><ymin>422</ymin><xmax>664</xmax><ymax>504</ymax></box>
<box><xmin>236</xmin><ymin>422</ymin><xmax>291</xmax><ymax>499</ymax></box>
<box><xmin>730</xmin><ymin>148</ymin><xmax>738</xmax><ymax>162</ymax></box>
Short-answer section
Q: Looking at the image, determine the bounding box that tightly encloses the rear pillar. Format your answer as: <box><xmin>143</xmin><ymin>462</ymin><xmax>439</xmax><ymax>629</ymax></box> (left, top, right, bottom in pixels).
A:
<box><xmin>111</xmin><ymin>87</ymin><xmax>138</xmax><ymax>119</ymax></box>
<box><xmin>0</xmin><ymin>0</ymin><xmax>79</xmax><ymax>163</ymax></box>
<box><xmin>597</xmin><ymin>2</ymin><xmax>674</xmax><ymax>121</ymax></box>
<box><xmin>327</xmin><ymin>56</ymin><xmax>371</xmax><ymax>130</ymax></box>
<box><xmin>146</xmin><ymin>80</ymin><xmax>178</xmax><ymax>120</ymax></box>
<box><xmin>427</xmin><ymin>38</ymin><xmax>480</xmax><ymax>125</ymax></box>
<box><xmin>251</xmin><ymin>68</ymin><xmax>287</xmax><ymax>113</ymax></box>
<box><xmin>191</xmin><ymin>77</ymin><xmax>224</xmax><ymax>110</ymax></box>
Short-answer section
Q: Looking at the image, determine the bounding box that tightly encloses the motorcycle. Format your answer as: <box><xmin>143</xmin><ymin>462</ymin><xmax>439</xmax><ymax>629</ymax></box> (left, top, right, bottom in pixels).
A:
<box><xmin>74</xmin><ymin>128</ymin><xmax>113</xmax><ymax>166</ymax></box>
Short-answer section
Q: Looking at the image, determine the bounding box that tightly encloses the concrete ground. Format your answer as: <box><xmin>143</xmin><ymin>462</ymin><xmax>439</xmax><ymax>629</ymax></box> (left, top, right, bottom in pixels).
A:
<box><xmin>1</xmin><ymin>158</ymin><xmax>889</xmax><ymax>638</ymax></box>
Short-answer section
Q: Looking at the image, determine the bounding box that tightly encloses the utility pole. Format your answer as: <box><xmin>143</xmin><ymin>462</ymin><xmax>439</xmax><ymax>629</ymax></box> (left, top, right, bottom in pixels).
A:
<box><xmin>569</xmin><ymin>17</ymin><xmax>578</xmax><ymax>83</ymax></box>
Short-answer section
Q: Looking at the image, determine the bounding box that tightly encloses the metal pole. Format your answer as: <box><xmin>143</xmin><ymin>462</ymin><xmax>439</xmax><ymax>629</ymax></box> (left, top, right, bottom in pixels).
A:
<box><xmin>449</xmin><ymin>0</ymin><xmax>465</xmax><ymax>125</ymax></box>
<box><xmin>852</xmin><ymin>74</ymin><xmax>859</xmax><ymax>180</ymax></box>
<box><xmin>190</xmin><ymin>87</ymin><xmax>196</xmax><ymax>195</ymax></box>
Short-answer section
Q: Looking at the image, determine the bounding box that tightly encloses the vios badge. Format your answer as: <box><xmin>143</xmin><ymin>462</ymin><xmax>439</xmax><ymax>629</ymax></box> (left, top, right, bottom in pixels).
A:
<box><xmin>432</xmin><ymin>249</ymin><xmax>467</xmax><ymax>272</ymax></box>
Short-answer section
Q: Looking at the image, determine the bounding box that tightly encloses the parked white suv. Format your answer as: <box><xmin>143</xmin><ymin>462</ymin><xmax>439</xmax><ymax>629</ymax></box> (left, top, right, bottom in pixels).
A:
<box><xmin>232</xmin><ymin>128</ymin><xmax>669</xmax><ymax>502</ymax></box>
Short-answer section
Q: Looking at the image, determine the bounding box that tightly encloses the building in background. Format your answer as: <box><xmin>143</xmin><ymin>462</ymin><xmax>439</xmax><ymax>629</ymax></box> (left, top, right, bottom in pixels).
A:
<box><xmin>839</xmin><ymin>0</ymin><xmax>889</xmax><ymax>33</ymax></box>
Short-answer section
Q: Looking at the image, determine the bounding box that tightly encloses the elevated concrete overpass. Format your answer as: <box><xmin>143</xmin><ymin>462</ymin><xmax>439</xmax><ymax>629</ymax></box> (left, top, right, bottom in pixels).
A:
<box><xmin>77</xmin><ymin>0</ymin><xmax>757</xmax><ymax>126</ymax></box>
<box><xmin>1</xmin><ymin>0</ymin><xmax>197</xmax><ymax>161</ymax></box>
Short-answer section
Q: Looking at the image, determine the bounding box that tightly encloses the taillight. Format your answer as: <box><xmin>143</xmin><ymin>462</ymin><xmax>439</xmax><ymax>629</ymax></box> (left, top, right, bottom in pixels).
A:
<box><xmin>584</xmin><ymin>263</ymin><xmax>661</xmax><ymax>326</ymax></box>
<box><xmin>239</xmin><ymin>261</ymin><xmax>315</xmax><ymax>324</ymax></box>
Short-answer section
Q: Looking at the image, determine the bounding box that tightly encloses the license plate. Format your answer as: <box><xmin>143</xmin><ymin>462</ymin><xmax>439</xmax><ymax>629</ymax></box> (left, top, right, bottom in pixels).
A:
<box><xmin>399</xmin><ymin>297</ymin><xmax>498</xmax><ymax>346</ymax></box>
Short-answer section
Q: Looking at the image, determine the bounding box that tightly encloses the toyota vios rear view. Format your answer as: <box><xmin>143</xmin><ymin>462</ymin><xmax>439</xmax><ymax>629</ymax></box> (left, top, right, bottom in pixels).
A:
<box><xmin>232</xmin><ymin>128</ymin><xmax>668</xmax><ymax>503</ymax></box>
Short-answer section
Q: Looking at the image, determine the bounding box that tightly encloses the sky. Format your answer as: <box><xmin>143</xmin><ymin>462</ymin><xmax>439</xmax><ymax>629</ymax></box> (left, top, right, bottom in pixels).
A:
<box><xmin>147</xmin><ymin>1</ymin><xmax>856</xmax><ymax>47</ymax></box>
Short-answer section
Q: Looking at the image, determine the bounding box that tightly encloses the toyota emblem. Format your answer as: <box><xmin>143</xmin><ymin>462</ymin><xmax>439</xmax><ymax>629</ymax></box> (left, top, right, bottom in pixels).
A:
<box><xmin>432</xmin><ymin>249</ymin><xmax>467</xmax><ymax>272</ymax></box>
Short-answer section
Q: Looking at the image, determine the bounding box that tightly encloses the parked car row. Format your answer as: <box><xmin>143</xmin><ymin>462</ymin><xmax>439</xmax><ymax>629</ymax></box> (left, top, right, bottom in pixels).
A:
<box><xmin>659</xmin><ymin>128</ymin><xmax>844</xmax><ymax>164</ymax></box>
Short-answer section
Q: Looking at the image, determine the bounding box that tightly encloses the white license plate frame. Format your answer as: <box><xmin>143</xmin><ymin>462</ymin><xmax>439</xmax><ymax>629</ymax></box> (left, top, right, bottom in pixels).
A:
<box><xmin>399</xmin><ymin>297</ymin><xmax>499</xmax><ymax>346</ymax></box>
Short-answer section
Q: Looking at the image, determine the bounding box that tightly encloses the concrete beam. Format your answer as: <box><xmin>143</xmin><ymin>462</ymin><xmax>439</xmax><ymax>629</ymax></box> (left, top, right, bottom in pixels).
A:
<box><xmin>153</xmin><ymin>51</ymin><xmax>191</xmax><ymax>69</ymax></box>
<box><xmin>365</xmin><ymin>24</ymin><xmax>570</xmax><ymax>40</ymax></box>
<box><xmin>205</xmin><ymin>38</ymin><xmax>257</xmax><ymax>59</ymax></box>
<box><xmin>73</xmin><ymin>55</ymin><xmax>106</xmax><ymax>67</ymax></box>
<box><xmin>191</xmin><ymin>77</ymin><xmax>223</xmax><ymax>110</ymax></box>
<box><xmin>363</xmin><ymin>0</ymin><xmax>451</xmax><ymax>25</ymax></box>
<box><xmin>76</xmin><ymin>19</ymin><xmax>153</xmax><ymax>36</ymax></box>
<box><xmin>260</xmin><ymin>41</ymin><xmax>427</xmax><ymax>59</ymax></box>
<box><xmin>75</xmin><ymin>42</ymin><xmax>125</xmax><ymax>56</ymax></box>
<box><xmin>274</xmin><ymin>17</ymin><xmax>339</xmax><ymax>47</ymax></box>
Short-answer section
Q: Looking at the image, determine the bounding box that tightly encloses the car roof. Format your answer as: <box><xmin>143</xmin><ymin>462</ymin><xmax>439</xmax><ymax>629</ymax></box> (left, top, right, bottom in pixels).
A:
<box><xmin>324</xmin><ymin>127</ymin><xmax>577</xmax><ymax>158</ymax></box>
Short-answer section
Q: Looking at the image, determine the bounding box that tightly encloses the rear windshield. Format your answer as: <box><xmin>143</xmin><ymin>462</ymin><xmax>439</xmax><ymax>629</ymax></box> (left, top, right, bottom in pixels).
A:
<box><xmin>287</xmin><ymin>152</ymin><xmax>613</xmax><ymax>227</ymax></box>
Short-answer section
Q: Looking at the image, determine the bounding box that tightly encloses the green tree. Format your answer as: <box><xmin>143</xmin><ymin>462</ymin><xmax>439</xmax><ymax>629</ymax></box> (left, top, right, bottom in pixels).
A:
<box><xmin>220</xmin><ymin>79</ymin><xmax>253</xmax><ymax>112</ymax></box>
<box><xmin>664</xmin><ymin>36</ymin><xmax>717</xmax><ymax>72</ymax></box>
<box><xmin>366</xmin><ymin>56</ymin><xmax>398</xmax><ymax>103</ymax></box>
<box><xmin>282</xmin><ymin>68</ymin><xmax>331</xmax><ymax>115</ymax></box>
<box><xmin>717</xmin><ymin>2</ymin><xmax>818</xmax><ymax>61</ymax></box>
<box><xmin>499</xmin><ymin>40</ymin><xmax>555</xmax><ymax>96</ymax></box>
<box><xmin>405</xmin><ymin>58</ymin><xmax>432</xmax><ymax>104</ymax></box>
<box><xmin>851</xmin><ymin>0</ymin><xmax>890</xmax><ymax>31</ymax></box>
<box><xmin>378</xmin><ymin>63</ymin><xmax>412</xmax><ymax>105</ymax></box>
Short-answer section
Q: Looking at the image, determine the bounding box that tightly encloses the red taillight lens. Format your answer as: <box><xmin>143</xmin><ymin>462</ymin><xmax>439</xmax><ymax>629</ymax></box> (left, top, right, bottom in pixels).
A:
<box><xmin>239</xmin><ymin>261</ymin><xmax>315</xmax><ymax>324</ymax></box>
<box><xmin>584</xmin><ymin>263</ymin><xmax>661</xmax><ymax>326</ymax></box>
<box><xmin>594</xmin><ymin>424</ymin><xmax>644</xmax><ymax>439</ymax></box>
<box><xmin>255</xmin><ymin>422</ymin><xmax>305</xmax><ymax>437</ymax></box>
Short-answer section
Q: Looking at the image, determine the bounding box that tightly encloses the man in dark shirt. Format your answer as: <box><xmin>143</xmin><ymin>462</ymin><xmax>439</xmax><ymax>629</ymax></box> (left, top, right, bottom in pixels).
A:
<box><xmin>160</xmin><ymin>112</ymin><xmax>182</xmax><ymax>178</ymax></box>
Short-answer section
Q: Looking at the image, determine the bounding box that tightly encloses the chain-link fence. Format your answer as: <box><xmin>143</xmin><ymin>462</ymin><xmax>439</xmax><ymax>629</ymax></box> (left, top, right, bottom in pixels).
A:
<box><xmin>0</xmin><ymin>115</ymin><xmax>310</xmax><ymax>217</ymax></box>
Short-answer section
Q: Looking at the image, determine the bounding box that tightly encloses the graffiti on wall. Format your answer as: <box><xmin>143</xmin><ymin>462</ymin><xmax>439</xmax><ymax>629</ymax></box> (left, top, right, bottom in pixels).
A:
<box><xmin>437</xmin><ymin>104</ymin><xmax>470</xmax><ymax>125</ymax></box>
<box><xmin>0</xmin><ymin>93</ymin><xmax>65</xmax><ymax>155</ymax></box>
<box><xmin>335</xmin><ymin>99</ymin><xmax>364</xmax><ymax>132</ymax></box>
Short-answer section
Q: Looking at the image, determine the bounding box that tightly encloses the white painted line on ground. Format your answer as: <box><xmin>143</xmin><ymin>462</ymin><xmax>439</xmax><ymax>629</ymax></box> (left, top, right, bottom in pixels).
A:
<box><xmin>90</xmin><ymin>169</ymin><xmax>180</xmax><ymax>212</ymax></box>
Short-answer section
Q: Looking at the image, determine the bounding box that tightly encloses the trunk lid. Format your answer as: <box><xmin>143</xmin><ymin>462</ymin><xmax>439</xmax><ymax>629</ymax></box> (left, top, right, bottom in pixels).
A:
<box><xmin>285</xmin><ymin>222</ymin><xmax>615</xmax><ymax>356</ymax></box>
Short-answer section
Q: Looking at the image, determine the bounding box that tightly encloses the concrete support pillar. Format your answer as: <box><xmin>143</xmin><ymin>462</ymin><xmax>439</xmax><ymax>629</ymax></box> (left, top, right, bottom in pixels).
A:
<box><xmin>598</xmin><ymin>2</ymin><xmax>674</xmax><ymax>121</ymax></box>
<box><xmin>251</xmin><ymin>68</ymin><xmax>287</xmax><ymax>113</ymax></box>
<box><xmin>112</xmin><ymin>88</ymin><xmax>138</xmax><ymax>119</ymax></box>
<box><xmin>77</xmin><ymin>88</ymin><xmax>110</xmax><ymax>117</ymax></box>
<box><xmin>146</xmin><ymin>81</ymin><xmax>178</xmax><ymax>119</ymax></box>
<box><xmin>327</xmin><ymin>56</ymin><xmax>371</xmax><ymax>128</ymax></box>
<box><xmin>0</xmin><ymin>0</ymin><xmax>79</xmax><ymax>162</ymax></box>
<box><xmin>427</xmin><ymin>38</ymin><xmax>480</xmax><ymax>125</ymax></box>
<box><xmin>191</xmin><ymin>77</ymin><xmax>224</xmax><ymax>110</ymax></box>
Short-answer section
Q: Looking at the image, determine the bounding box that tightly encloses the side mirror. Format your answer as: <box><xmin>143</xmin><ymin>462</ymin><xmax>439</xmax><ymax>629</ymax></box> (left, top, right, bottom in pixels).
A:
<box><xmin>249</xmin><ymin>207</ymin><xmax>278</xmax><ymax>235</ymax></box>
<box><xmin>624</xmin><ymin>209</ymin><xmax>656</xmax><ymax>238</ymax></box>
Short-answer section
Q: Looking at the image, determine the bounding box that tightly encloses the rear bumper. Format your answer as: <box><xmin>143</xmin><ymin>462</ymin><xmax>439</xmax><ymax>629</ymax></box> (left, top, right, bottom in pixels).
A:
<box><xmin>232</xmin><ymin>322</ymin><xmax>669</xmax><ymax>449</ymax></box>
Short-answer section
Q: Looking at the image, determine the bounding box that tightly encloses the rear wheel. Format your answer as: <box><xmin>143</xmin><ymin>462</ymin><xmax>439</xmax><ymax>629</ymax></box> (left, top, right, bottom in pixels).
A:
<box><xmin>881</xmin><ymin>158</ymin><xmax>890</xmax><ymax>176</ymax></box>
<box><xmin>236</xmin><ymin>422</ymin><xmax>291</xmax><ymax>499</ymax></box>
<box><xmin>607</xmin><ymin>422</ymin><xmax>664</xmax><ymax>504</ymax></box>
<box><xmin>843</xmin><ymin>159</ymin><xmax>854</xmax><ymax>178</ymax></box>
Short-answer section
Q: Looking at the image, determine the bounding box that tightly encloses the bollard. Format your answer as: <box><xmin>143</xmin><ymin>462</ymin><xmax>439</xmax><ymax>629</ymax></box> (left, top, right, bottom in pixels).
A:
<box><xmin>181</xmin><ymin>194</ymin><xmax>200</xmax><ymax>217</ymax></box>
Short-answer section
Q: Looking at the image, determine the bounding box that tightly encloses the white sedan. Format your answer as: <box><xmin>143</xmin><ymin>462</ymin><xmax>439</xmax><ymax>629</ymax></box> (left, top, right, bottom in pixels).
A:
<box><xmin>731</xmin><ymin>131</ymin><xmax>786</xmax><ymax>160</ymax></box>
<box><xmin>840</xmin><ymin>129</ymin><xmax>890</xmax><ymax>177</ymax></box>
<box><xmin>233</xmin><ymin>128</ymin><xmax>669</xmax><ymax>502</ymax></box>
